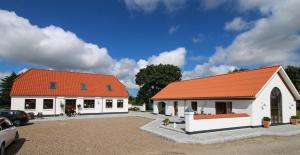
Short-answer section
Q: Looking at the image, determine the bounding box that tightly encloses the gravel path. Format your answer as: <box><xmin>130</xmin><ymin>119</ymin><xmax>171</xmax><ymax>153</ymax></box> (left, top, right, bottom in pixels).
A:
<box><xmin>7</xmin><ymin>117</ymin><xmax>300</xmax><ymax>155</ymax></box>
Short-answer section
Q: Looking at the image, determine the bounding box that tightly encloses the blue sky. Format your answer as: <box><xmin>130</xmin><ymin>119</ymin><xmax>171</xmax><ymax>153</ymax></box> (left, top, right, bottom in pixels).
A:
<box><xmin>0</xmin><ymin>0</ymin><xmax>300</xmax><ymax>96</ymax></box>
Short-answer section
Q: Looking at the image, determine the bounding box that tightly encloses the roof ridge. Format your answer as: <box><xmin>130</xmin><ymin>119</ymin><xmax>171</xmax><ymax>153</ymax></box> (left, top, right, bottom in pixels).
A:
<box><xmin>29</xmin><ymin>68</ymin><xmax>114</xmax><ymax>77</ymax></box>
<box><xmin>177</xmin><ymin>64</ymin><xmax>281</xmax><ymax>83</ymax></box>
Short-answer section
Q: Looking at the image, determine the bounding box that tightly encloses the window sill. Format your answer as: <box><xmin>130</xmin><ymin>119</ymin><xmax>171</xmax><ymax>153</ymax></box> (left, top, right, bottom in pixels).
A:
<box><xmin>43</xmin><ymin>109</ymin><xmax>53</xmax><ymax>111</ymax></box>
<box><xmin>83</xmin><ymin>108</ymin><xmax>95</xmax><ymax>110</ymax></box>
<box><xmin>25</xmin><ymin>109</ymin><xmax>36</xmax><ymax>111</ymax></box>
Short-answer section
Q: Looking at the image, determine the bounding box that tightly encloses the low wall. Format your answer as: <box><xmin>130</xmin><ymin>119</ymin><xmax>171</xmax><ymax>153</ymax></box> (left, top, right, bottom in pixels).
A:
<box><xmin>185</xmin><ymin>112</ymin><xmax>251</xmax><ymax>133</ymax></box>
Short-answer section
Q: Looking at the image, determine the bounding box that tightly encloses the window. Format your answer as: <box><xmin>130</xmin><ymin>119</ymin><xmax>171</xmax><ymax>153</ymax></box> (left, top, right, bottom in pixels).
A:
<box><xmin>215</xmin><ymin>102</ymin><xmax>232</xmax><ymax>114</ymax></box>
<box><xmin>25</xmin><ymin>99</ymin><xmax>36</xmax><ymax>109</ymax></box>
<box><xmin>117</xmin><ymin>100</ymin><xmax>123</xmax><ymax>108</ymax></box>
<box><xmin>0</xmin><ymin>120</ymin><xmax>11</xmax><ymax>130</ymax></box>
<box><xmin>49</xmin><ymin>82</ymin><xmax>56</xmax><ymax>89</ymax></box>
<box><xmin>43</xmin><ymin>99</ymin><xmax>53</xmax><ymax>109</ymax></box>
<box><xmin>80</xmin><ymin>83</ymin><xmax>87</xmax><ymax>90</ymax></box>
<box><xmin>84</xmin><ymin>100</ymin><xmax>95</xmax><ymax>108</ymax></box>
<box><xmin>107</xmin><ymin>84</ymin><xmax>112</xmax><ymax>91</ymax></box>
<box><xmin>191</xmin><ymin>101</ymin><xmax>197</xmax><ymax>112</ymax></box>
<box><xmin>106</xmin><ymin>99</ymin><xmax>112</xmax><ymax>108</ymax></box>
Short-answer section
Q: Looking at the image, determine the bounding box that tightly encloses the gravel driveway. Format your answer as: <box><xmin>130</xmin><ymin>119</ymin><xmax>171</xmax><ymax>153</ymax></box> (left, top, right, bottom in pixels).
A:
<box><xmin>7</xmin><ymin>117</ymin><xmax>300</xmax><ymax>155</ymax></box>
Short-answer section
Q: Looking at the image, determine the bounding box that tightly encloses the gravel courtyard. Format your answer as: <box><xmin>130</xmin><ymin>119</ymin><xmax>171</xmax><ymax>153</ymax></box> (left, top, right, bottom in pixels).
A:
<box><xmin>7</xmin><ymin>117</ymin><xmax>300</xmax><ymax>155</ymax></box>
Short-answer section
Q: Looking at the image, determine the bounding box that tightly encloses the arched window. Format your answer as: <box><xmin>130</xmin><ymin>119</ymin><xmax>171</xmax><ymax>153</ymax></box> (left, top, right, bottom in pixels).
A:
<box><xmin>270</xmin><ymin>87</ymin><xmax>282</xmax><ymax>124</ymax></box>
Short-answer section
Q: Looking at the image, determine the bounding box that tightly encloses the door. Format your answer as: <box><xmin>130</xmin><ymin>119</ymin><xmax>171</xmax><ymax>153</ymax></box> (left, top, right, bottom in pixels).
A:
<box><xmin>215</xmin><ymin>102</ymin><xmax>232</xmax><ymax>114</ymax></box>
<box><xmin>158</xmin><ymin>102</ymin><xmax>166</xmax><ymax>114</ymax></box>
<box><xmin>191</xmin><ymin>102</ymin><xmax>197</xmax><ymax>112</ymax></box>
<box><xmin>65</xmin><ymin>99</ymin><xmax>76</xmax><ymax>113</ymax></box>
<box><xmin>270</xmin><ymin>87</ymin><xmax>282</xmax><ymax>124</ymax></box>
<box><xmin>174</xmin><ymin>102</ymin><xmax>178</xmax><ymax>116</ymax></box>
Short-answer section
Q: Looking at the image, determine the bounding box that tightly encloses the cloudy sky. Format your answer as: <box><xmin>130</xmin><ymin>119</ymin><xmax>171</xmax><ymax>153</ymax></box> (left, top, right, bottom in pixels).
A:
<box><xmin>0</xmin><ymin>0</ymin><xmax>300</xmax><ymax>95</ymax></box>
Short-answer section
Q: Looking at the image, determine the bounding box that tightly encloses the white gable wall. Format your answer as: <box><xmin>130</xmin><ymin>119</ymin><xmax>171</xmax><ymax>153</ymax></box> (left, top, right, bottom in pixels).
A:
<box><xmin>252</xmin><ymin>73</ymin><xmax>297</xmax><ymax>126</ymax></box>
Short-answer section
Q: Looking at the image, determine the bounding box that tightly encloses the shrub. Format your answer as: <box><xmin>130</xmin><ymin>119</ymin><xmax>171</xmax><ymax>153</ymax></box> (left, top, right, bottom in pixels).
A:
<box><xmin>262</xmin><ymin>117</ymin><xmax>271</xmax><ymax>121</ymax></box>
<box><xmin>291</xmin><ymin>115</ymin><xmax>299</xmax><ymax>119</ymax></box>
<box><xmin>163</xmin><ymin>118</ymin><xmax>170</xmax><ymax>126</ymax></box>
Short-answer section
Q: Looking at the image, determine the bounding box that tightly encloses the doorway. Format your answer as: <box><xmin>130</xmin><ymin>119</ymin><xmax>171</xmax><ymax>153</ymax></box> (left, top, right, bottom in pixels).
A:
<box><xmin>65</xmin><ymin>99</ymin><xmax>76</xmax><ymax>113</ymax></box>
<box><xmin>174</xmin><ymin>101</ymin><xmax>178</xmax><ymax>116</ymax></box>
<box><xmin>158</xmin><ymin>102</ymin><xmax>166</xmax><ymax>114</ymax></box>
<box><xmin>270</xmin><ymin>87</ymin><xmax>283</xmax><ymax>124</ymax></box>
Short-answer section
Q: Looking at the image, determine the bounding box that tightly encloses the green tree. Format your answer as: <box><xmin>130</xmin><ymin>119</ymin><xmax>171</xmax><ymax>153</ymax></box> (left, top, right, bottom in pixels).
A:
<box><xmin>128</xmin><ymin>95</ymin><xmax>137</xmax><ymax>105</ymax></box>
<box><xmin>0</xmin><ymin>72</ymin><xmax>18</xmax><ymax>107</ymax></box>
<box><xmin>285</xmin><ymin>65</ymin><xmax>300</xmax><ymax>109</ymax></box>
<box><xmin>135</xmin><ymin>64</ymin><xmax>181</xmax><ymax>105</ymax></box>
<box><xmin>230</xmin><ymin>68</ymin><xmax>248</xmax><ymax>73</ymax></box>
<box><xmin>285</xmin><ymin>65</ymin><xmax>300</xmax><ymax>92</ymax></box>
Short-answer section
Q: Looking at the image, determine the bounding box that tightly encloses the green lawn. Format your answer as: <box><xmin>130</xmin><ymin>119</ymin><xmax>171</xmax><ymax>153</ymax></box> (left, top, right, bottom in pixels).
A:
<box><xmin>297</xmin><ymin>110</ymin><xmax>300</xmax><ymax>118</ymax></box>
<box><xmin>145</xmin><ymin>109</ymin><xmax>153</xmax><ymax>113</ymax></box>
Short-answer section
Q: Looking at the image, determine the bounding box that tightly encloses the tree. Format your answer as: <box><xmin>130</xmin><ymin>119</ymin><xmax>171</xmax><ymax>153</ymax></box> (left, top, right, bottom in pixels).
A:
<box><xmin>135</xmin><ymin>64</ymin><xmax>181</xmax><ymax>105</ymax></box>
<box><xmin>230</xmin><ymin>68</ymin><xmax>248</xmax><ymax>73</ymax></box>
<box><xmin>128</xmin><ymin>95</ymin><xmax>137</xmax><ymax>105</ymax></box>
<box><xmin>285</xmin><ymin>65</ymin><xmax>300</xmax><ymax>93</ymax></box>
<box><xmin>285</xmin><ymin>65</ymin><xmax>300</xmax><ymax>109</ymax></box>
<box><xmin>0</xmin><ymin>72</ymin><xmax>18</xmax><ymax>107</ymax></box>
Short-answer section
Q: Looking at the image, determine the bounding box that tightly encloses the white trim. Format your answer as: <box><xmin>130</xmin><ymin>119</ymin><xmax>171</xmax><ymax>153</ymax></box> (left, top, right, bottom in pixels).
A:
<box><xmin>255</xmin><ymin>66</ymin><xmax>300</xmax><ymax>100</ymax></box>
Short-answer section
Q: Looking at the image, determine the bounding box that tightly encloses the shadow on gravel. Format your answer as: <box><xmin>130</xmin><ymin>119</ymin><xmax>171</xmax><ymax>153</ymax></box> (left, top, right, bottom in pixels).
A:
<box><xmin>6</xmin><ymin>138</ymin><xmax>26</xmax><ymax>155</ymax></box>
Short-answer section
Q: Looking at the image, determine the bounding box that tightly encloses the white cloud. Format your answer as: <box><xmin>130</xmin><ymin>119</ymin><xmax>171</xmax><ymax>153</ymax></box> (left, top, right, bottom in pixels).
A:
<box><xmin>0</xmin><ymin>10</ymin><xmax>114</xmax><ymax>73</ymax></box>
<box><xmin>124</xmin><ymin>0</ymin><xmax>186</xmax><ymax>13</ymax></box>
<box><xmin>210</xmin><ymin>0</ymin><xmax>300</xmax><ymax>66</ymax></box>
<box><xmin>163</xmin><ymin>0</ymin><xmax>187</xmax><ymax>13</ymax></box>
<box><xmin>0</xmin><ymin>10</ymin><xmax>187</xmax><ymax>89</ymax></box>
<box><xmin>147</xmin><ymin>47</ymin><xmax>186</xmax><ymax>67</ymax></box>
<box><xmin>183</xmin><ymin>63</ymin><xmax>236</xmax><ymax>80</ymax></box>
<box><xmin>0</xmin><ymin>72</ymin><xmax>10</xmax><ymax>80</ymax></box>
<box><xmin>225</xmin><ymin>17</ymin><xmax>251</xmax><ymax>31</ymax></box>
<box><xmin>192</xmin><ymin>34</ymin><xmax>204</xmax><ymax>44</ymax></box>
<box><xmin>169</xmin><ymin>25</ymin><xmax>179</xmax><ymax>34</ymax></box>
<box><xmin>113</xmin><ymin>48</ymin><xmax>187</xmax><ymax>88</ymax></box>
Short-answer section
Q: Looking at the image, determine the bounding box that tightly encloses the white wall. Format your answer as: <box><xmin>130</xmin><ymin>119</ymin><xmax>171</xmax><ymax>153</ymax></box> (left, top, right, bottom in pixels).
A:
<box><xmin>11</xmin><ymin>96</ymin><xmax>128</xmax><ymax>115</ymax></box>
<box><xmin>252</xmin><ymin>73</ymin><xmax>297</xmax><ymax>126</ymax></box>
<box><xmin>153</xmin><ymin>99</ymin><xmax>252</xmax><ymax>117</ymax></box>
<box><xmin>185</xmin><ymin>112</ymin><xmax>251</xmax><ymax>132</ymax></box>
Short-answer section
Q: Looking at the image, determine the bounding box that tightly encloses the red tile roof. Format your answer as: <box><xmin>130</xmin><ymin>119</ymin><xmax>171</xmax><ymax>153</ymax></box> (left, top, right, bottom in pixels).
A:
<box><xmin>10</xmin><ymin>69</ymin><xmax>128</xmax><ymax>97</ymax></box>
<box><xmin>152</xmin><ymin>65</ymin><xmax>281</xmax><ymax>100</ymax></box>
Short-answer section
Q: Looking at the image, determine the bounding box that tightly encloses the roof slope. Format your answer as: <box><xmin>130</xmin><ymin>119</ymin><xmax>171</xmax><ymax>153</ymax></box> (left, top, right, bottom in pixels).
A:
<box><xmin>10</xmin><ymin>69</ymin><xmax>128</xmax><ymax>97</ymax></box>
<box><xmin>152</xmin><ymin>65</ymin><xmax>281</xmax><ymax>100</ymax></box>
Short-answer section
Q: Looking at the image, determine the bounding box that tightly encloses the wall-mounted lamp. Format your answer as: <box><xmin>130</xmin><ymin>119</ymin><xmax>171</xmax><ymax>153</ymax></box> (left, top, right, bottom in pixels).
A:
<box><xmin>261</xmin><ymin>102</ymin><xmax>266</xmax><ymax>110</ymax></box>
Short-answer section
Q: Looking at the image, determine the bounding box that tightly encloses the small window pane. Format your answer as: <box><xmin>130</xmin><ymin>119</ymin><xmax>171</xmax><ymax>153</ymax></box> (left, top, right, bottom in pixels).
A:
<box><xmin>80</xmin><ymin>83</ymin><xmax>87</xmax><ymax>90</ymax></box>
<box><xmin>106</xmin><ymin>99</ymin><xmax>112</xmax><ymax>108</ymax></box>
<box><xmin>49</xmin><ymin>82</ymin><xmax>56</xmax><ymax>89</ymax></box>
<box><xmin>107</xmin><ymin>85</ymin><xmax>112</xmax><ymax>91</ymax></box>
<box><xmin>43</xmin><ymin>99</ymin><xmax>53</xmax><ymax>109</ymax></box>
<box><xmin>84</xmin><ymin>100</ymin><xmax>95</xmax><ymax>108</ymax></box>
<box><xmin>25</xmin><ymin>99</ymin><xmax>36</xmax><ymax>109</ymax></box>
<box><xmin>117</xmin><ymin>100</ymin><xmax>123</xmax><ymax>108</ymax></box>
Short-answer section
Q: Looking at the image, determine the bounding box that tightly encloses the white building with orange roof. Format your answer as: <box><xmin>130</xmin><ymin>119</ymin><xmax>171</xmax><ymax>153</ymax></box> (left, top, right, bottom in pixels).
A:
<box><xmin>152</xmin><ymin>65</ymin><xmax>300</xmax><ymax>133</ymax></box>
<box><xmin>10</xmin><ymin>69</ymin><xmax>129</xmax><ymax>116</ymax></box>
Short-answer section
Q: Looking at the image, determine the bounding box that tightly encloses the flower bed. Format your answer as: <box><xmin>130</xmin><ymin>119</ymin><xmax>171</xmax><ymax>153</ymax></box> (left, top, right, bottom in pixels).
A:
<box><xmin>194</xmin><ymin>113</ymin><xmax>250</xmax><ymax>120</ymax></box>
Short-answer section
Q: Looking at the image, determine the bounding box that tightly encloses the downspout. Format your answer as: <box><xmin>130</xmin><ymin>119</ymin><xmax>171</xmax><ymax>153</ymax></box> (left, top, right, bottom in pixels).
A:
<box><xmin>54</xmin><ymin>96</ymin><xmax>57</xmax><ymax>117</ymax></box>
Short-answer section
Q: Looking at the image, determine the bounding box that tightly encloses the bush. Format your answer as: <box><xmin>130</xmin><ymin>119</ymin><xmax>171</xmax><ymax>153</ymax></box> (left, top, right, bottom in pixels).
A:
<box><xmin>262</xmin><ymin>117</ymin><xmax>271</xmax><ymax>121</ymax></box>
<box><xmin>129</xmin><ymin>107</ymin><xmax>139</xmax><ymax>111</ymax></box>
<box><xmin>291</xmin><ymin>115</ymin><xmax>299</xmax><ymax>119</ymax></box>
<box><xmin>163</xmin><ymin>118</ymin><xmax>170</xmax><ymax>126</ymax></box>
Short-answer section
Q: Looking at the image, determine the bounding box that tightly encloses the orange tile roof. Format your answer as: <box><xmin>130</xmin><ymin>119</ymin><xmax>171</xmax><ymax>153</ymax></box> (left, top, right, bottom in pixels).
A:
<box><xmin>10</xmin><ymin>69</ymin><xmax>128</xmax><ymax>97</ymax></box>
<box><xmin>152</xmin><ymin>65</ymin><xmax>281</xmax><ymax>100</ymax></box>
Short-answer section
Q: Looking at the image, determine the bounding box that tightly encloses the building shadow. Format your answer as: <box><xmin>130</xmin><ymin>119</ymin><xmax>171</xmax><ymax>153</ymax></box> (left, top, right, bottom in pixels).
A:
<box><xmin>5</xmin><ymin>138</ymin><xmax>26</xmax><ymax>155</ymax></box>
